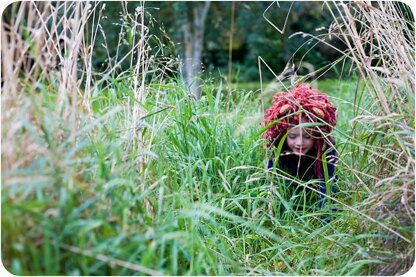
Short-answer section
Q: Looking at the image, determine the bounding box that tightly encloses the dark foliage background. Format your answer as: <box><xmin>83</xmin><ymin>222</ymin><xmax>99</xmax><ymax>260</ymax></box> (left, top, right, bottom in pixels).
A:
<box><xmin>89</xmin><ymin>1</ymin><xmax>347</xmax><ymax>82</ymax></box>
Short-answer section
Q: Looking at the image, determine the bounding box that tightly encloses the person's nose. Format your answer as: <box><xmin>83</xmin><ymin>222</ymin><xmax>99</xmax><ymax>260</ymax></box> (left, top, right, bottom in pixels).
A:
<box><xmin>294</xmin><ymin>137</ymin><xmax>303</xmax><ymax>147</ymax></box>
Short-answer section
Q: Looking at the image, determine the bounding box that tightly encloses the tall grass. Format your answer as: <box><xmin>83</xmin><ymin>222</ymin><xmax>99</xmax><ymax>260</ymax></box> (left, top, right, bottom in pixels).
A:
<box><xmin>325</xmin><ymin>2</ymin><xmax>415</xmax><ymax>274</ymax></box>
<box><xmin>1</xmin><ymin>1</ymin><xmax>414</xmax><ymax>276</ymax></box>
<box><xmin>281</xmin><ymin>1</ymin><xmax>415</xmax><ymax>274</ymax></box>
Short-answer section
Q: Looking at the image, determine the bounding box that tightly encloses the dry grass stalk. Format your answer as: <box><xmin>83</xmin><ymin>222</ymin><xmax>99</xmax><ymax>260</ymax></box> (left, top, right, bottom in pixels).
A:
<box><xmin>324</xmin><ymin>1</ymin><xmax>414</xmax><ymax>274</ymax></box>
<box><xmin>327</xmin><ymin>2</ymin><xmax>414</xmax><ymax>114</ymax></box>
<box><xmin>1</xmin><ymin>1</ymin><xmax>99</xmax><ymax>168</ymax></box>
<box><xmin>60</xmin><ymin>243</ymin><xmax>164</xmax><ymax>275</ymax></box>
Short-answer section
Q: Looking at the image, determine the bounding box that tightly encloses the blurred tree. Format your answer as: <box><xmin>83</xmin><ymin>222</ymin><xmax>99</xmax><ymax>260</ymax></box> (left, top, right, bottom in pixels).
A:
<box><xmin>173</xmin><ymin>1</ymin><xmax>211</xmax><ymax>100</ymax></box>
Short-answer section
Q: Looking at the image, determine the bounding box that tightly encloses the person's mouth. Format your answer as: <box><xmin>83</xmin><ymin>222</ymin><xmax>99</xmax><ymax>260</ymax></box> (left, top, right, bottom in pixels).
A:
<box><xmin>293</xmin><ymin>148</ymin><xmax>305</xmax><ymax>154</ymax></box>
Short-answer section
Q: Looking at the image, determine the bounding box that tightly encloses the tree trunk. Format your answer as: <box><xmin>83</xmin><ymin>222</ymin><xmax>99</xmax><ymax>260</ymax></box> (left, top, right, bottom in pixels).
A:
<box><xmin>182</xmin><ymin>1</ymin><xmax>210</xmax><ymax>100</ymax></box>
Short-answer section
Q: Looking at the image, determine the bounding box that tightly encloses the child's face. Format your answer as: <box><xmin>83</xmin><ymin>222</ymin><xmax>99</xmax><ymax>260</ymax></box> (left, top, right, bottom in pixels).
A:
<box><xmin>286</xmin><ymin>127</ymin><xmax>315</xmax><ymax>155</ymax></box>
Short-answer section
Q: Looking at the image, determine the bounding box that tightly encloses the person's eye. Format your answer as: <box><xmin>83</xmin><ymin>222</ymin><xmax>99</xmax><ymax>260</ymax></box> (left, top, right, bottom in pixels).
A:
<box><xmin>304</xmin><ymin>134</ymin><xmax>311</xmax><ymax>139</ymax></box>
<box><xmin>288</xmin><ymin>135</ymin><xmax>296</xmax><ymax>139</ymax></box>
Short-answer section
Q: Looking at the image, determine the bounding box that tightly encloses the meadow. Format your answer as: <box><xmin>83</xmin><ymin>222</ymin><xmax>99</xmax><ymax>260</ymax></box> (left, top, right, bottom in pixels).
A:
<box><xmin>1</xmin><ymin>1</ymin><xmax>414</xmax><ymax>276</ymax></box>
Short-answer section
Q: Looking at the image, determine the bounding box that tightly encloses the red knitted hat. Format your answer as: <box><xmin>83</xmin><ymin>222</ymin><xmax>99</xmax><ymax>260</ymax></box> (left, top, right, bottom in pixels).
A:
<box><xmin>262</xmin><ymin>83</ymin><xmax>337</xmax><ymax>148</ymax></box>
